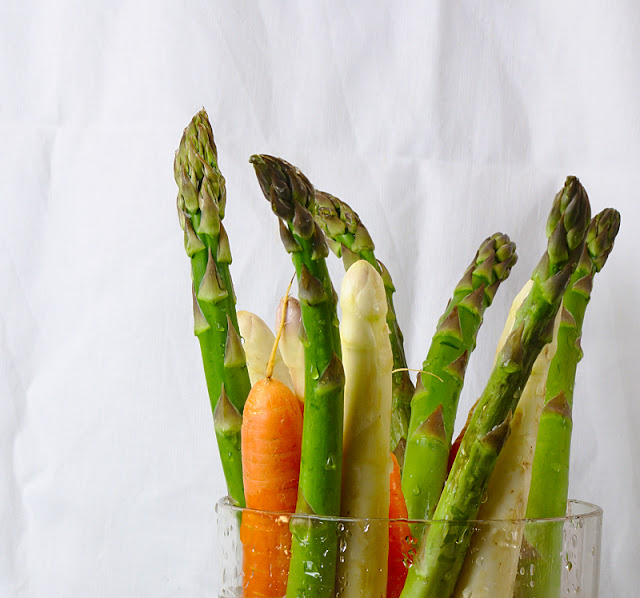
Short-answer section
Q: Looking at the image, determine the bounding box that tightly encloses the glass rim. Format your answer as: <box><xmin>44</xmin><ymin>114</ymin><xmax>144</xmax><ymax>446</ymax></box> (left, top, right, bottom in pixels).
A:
<box><xmin>216</xmin><ymin>495</ymin><xmax>602</xmax><ymax>525</ymax></box>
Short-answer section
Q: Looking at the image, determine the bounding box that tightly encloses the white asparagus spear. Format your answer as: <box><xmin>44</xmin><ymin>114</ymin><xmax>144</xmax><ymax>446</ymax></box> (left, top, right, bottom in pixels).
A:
<box><xmin>336</xmin><ymin>260</ymin><xmax>393</xmax><ymax>598</ymax></box>
<box><xmin>237</xmin><ymin>310</ymin><xmax>294</xmax><ymax>391</ymax></box>
<box><xmin>453</xmin><ymin>281</ymin><xmax>560</xmax><ymax>598</ymax></box>
<box><xmin>275</xmin><ymin>296</ymin><xmax>306</xmax><ymax>402</ymax></box>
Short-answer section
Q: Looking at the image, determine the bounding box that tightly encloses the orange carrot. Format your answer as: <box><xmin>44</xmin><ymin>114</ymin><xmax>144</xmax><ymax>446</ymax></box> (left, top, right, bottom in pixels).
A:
<box><xmin>387</xmin><ymin>452</ymin><xmax>413</xmax><ymax>598</ymax></box>
<box><xmin>240</xmin><ymin>377</ymin><xmax>303</xmax><ymax>597</ymax></box>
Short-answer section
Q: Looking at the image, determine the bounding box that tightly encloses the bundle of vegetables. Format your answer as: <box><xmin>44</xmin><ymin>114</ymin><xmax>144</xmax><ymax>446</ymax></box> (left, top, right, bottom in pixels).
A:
<box><xmin>173</xmin><ymin>110</ymin><xmax>620</xmax><ymax>598</ymax></box>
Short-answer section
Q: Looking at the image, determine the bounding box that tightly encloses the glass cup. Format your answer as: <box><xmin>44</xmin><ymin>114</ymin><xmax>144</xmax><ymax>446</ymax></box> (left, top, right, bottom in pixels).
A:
<box><xmin>215</xmin><ymin>496</ymin><xmax>602</xmax><ymax>597</ymax></box>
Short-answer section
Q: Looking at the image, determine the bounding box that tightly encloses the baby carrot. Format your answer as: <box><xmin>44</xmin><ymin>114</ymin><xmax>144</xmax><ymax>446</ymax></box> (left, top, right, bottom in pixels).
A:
<box><xmin>240</xmin><ymin>283</ymin><xmax>303</xmax><ymax>597</ymax></box>
<box><xmin>240</xmin><ymin>376</ymin><xmax>303</xmax><ymax>597</ymax></box>
<box><xmin>388</xmin><ymin>452</ymin><xmax>413</xmax><ymax>598</ymax></box>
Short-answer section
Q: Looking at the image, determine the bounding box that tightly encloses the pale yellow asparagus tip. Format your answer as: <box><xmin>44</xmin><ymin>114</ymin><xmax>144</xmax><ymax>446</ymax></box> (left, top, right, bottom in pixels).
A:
<box><xmin>336</xmin><ymin>260</ymin><xmax>393</xmax><ymax>598</ymax></box>
<box><xmin>237</xmin><ymin>310</ymin><xmax>293</xmax><ymax>391</ymax></box>
<box><xmin>266</xmin><ymin>274</ymin><xmax>295</xmax><ymax>379</ymax></box>
<box><xmin>275</xmin><ymin>295</ymin><xmax>306</xmax><ymax>401</ymax></box>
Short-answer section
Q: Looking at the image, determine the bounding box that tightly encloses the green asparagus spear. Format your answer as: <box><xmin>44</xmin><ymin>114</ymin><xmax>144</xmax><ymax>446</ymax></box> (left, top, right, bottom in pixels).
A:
<box><xmin>399</xmin><ymin>176</ymin><xmax>591</xmax><ymax>598</ymax></box>
<box><xmin>314</xmin><ymin>191</ymin><xmax>414</xmax><ymax>464</ymax></box>
<box><xmin>514</xmin><ymin>207</ymin><xmax>620</xmax><ymax>598</ymax></box>
<box><xmin>174</xmin><ymin>110</ymin><xmax>251</xmax><ymax>507</ymax></box>
<box><xmin>402</xmin><ymin>233</ymin><xmax>517</xmax><ymax>528</ymax></box>
<box><xmin>250</xmin><ymin>155</ymin><xmax>345</xmax><ymax>598</ymax></box>
<box><xmin>452</xmin><ymin>283</ymin><xmax>561</xmax><ymax>598</ymax></box>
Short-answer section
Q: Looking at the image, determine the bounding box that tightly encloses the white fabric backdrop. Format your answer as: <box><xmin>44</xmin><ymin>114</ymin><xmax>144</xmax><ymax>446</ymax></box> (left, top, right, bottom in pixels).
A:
<box><xmin>1</xmin><ymin>1</ymin><xmax>639</xmax><ymax>596</ymax></box>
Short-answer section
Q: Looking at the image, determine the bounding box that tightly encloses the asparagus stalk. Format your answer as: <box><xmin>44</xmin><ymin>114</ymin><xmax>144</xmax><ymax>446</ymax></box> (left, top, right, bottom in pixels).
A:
<box><xmin>314</xmin><ymin>190</ymin><xmax>414</xmax><ymax>464</ymax></box>
<box><xmin>250</xmin><ymin>155</ymin><xmax>345</xmax><ymax>598</ymax></box>
<box><xmin>399</xmin><ymin>176</ymin><xmax>591</xmax><ymax>598</ymax></box>
<box><xmin>447</xmin><ymin>271</ymin><xmax>529</xmax><ymax>473</ymax></box>
<box><xmin>275</xmin><ymin>296</ymin><xmax>306</xmax><ymax>402</ymax></box>
<box><xmin>237</xmin><ymin>310</ymin><xmax>294</xmax><ymax>390</ymax></box>
<box><xmin>336</xmin><ymin>260</ymin><xmax>393</xmax><ymax>597</ymax></box>
<box><xmin>402</xmin><ymin>233</ymin><xmax>517</xmax><ymax>528</ymax></box>
<box><xmin>514</xmin><ymin>207</ymin><xmax>620</xmax><ymax>598</ymax></box>
<box><xmin>452</xmin><ymin>284</ymin><xmax>561</xmax><ymax>598</ymax></box>
<box><xmin>174</xmin><ymin>110</ymin><xmax>251</xmax><ymax>507</ymax></box>
<box><xmin>447</xmin><ymin>276</ymin><xmax>527</xmax><ymax>474</ymax></box>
